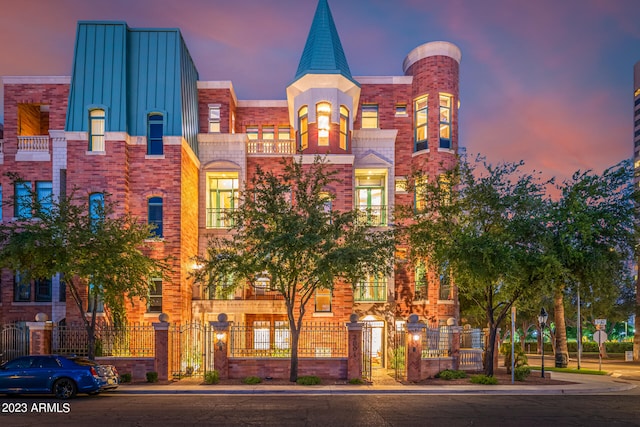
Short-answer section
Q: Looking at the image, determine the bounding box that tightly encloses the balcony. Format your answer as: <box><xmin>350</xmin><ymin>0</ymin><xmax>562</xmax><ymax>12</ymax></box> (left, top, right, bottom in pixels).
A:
<box><xmin>206</xmin><ymin>207</ymin><xmax>236</xmax><ymax>229</ymax></box>
<box><xmin>247</xmin><ymin>139</ymin><xmax>296</xmax><ymax>155</ymax></box>
<box><xmin>16</xmin><ymin>135</ymin><xmax>51</xmax><ymax>161</ymax></box>
<box><xmin>356</xmin><ymin>205</ymin><xmax>387</xmax><ymax>226</ymax></box>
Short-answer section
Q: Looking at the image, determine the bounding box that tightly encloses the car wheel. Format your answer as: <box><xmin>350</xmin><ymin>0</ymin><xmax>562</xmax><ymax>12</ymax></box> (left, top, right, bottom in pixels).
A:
<box><xmin>53</xmin><ymin>378</ymin><xmax>77</xmax><ymax>399</ymax></box>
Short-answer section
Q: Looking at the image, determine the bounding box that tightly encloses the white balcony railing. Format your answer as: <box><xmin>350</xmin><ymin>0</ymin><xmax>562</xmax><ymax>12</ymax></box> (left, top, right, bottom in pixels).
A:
<box><xmin>247</xmin><ymin>139</ymin><xmax>296</xmax><ymax>155</ymax></box>
<box><xmin>18</xmin><ymin>135</ymin><xmax>50</xmax><ymax>152</ymax></box>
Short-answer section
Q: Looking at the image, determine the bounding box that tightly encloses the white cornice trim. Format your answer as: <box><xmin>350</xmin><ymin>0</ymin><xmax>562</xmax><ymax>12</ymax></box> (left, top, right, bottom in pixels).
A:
<box><xmin>237</xmin><ymin>100</ymin><xmax>288</xmax><ymax>108</ymax></box>
<box><xmin>299</xmin><ymin>154</ymin><xmax>355</xmax><ymax>165</ymax></box>
<box><xmin>355</xmin><ymin>76</ymin><xmax>412</xmax><ymax>85</ymax></box>
<box><xmin>2</xmin><ymin>76</ymin><xmax>71</xmax><ymax>84</ymax></box>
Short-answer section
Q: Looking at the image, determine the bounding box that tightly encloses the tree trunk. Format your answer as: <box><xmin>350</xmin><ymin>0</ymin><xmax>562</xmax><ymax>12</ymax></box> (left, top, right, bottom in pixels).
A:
<box><xmin>553</xmin><ymin>288</ymin><xmax>568</xmax><ymax>368</ymax></box>
<box><xmin>483</xmin><ymin>326</ymin><xmax>498</xmax><ymax>376</ymax></box>
<box><xmin>289</xmin><ymin>328</ymin><xmax>299</xmax><ymax>382</ymax></box>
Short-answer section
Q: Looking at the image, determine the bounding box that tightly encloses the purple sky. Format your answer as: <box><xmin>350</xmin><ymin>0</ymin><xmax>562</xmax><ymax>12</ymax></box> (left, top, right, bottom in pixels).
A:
<box><xmin>1</xmin><ymin>0</ymin><xmax>639</xmax><ymax>182</ymax></box>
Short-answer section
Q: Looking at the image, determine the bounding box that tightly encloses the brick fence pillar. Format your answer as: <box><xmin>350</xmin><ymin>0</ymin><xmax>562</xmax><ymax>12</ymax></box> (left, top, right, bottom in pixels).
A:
<box><xmin>26</xmin><ymin>313</ymin><xmax>53</xmax><ymax>355</ymax></box>
<box><xmin>153</xmin><ymin>314</ymin><xmax>171</xmax><ymax>382</ymax></box>
<box><xmin>346</xmin><ymin>314</ymin><xmax>363</xmax><ymax>381</ymax></box>
<box><xmin>451</xmin><ymin>326</ymin><xmax>461</xmax><ymax>371</ymax></box>
<box><xmin>406</xmin><ymin>314</ymin><xmax>425</xmax><ymax>382</ymax></box>
<box><xmin>211</xmin><ymin>313</ymin><xmax>230</xmax><ymax>379</ymax></box>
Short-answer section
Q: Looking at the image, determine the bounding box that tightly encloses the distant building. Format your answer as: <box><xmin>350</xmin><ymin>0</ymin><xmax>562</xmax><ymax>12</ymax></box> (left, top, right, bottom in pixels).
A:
<box><xmin>0</xmin><ymin>0</ymin><xmax>462</xmax><ymax>367</ymax></box>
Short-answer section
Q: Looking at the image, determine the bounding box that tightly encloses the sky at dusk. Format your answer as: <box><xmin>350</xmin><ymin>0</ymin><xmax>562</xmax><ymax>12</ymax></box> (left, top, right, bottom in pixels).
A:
<box><xmin>1</xmin><ymin>0</ymin><xmax>639</xmax><ymax>183</ymax></box>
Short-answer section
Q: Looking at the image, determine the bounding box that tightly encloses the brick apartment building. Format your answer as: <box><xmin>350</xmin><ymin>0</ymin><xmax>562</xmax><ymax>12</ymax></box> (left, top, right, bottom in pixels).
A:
<box><xmin>0</xmin><ymin>0</ymin><xmax>461</xmax><ymax>366</ymax></box>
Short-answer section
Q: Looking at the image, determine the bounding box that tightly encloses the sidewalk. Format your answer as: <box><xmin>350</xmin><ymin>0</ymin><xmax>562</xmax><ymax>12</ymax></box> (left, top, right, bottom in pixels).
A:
<box><xmin>114</xmin><ymin>371</ymin><xmax>637</xmax><ymax>396</ymax></box>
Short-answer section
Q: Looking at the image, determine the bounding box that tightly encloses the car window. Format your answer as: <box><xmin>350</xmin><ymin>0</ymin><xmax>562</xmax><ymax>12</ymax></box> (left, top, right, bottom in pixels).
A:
<box><xmin>2</xmin><ymin>357</ymin><xmax>33</xmax><ymax>369</ymax></box>
<box><xmin>36</xmin><ymin>357</ymin><xmax>61</xmax><ymax>369</ymax></box>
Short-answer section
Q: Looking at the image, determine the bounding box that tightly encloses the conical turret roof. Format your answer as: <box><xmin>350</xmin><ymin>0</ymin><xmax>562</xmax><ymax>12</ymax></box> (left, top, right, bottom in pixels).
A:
<box><xmin>294</xmin><ymin>0</ymin><xmax>357</xmax><ymax>84</ymax></box>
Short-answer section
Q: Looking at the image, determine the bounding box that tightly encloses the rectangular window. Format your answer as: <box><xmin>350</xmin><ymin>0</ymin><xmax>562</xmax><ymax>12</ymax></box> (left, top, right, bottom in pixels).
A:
<box><xmin>299</xmin><ymin>106</ymin><xmax>308</xmax><ymax>151</ymax></box>
<box><xmin>35</xmin><ymin>278</ymin><xmax>52</xmax><ymax>302</ymax></box>
<box><xmin>207</xmin><ymin>173</ymin><xmax>239</xmax><ymax>228</ymax></box>
<box><xmin>36</xmin><ymin>181</ymin><xmax>53</xmax><ymax>215</ymax></box>
<box><xmin>439</xmin><ymin>263</ymin><xmax>452</xmax><ymax>300</ymax></box>
<box><xmin>14</xmin><ymin>182</ymin><xmax>32</xmax><ymax>218</ymax></box>
<box><xmin>14</xmin><ymin>272</ymin><xmax>30</xmax><ymax>302</ymax></box>
<box><xmin>355</xmin><ymin>172</ymin><xmax>386</xmax><ymax>226</ymax></box>
<box><xmin>147</xmin><ymin>114</ymin><xmax>164</xmax><ymax>155</ymax></box>
<box><xmin>315</xmin><ymin>288</ymin><xmax>332</xmax><ymax>312</ymax></box>
<box><xmin>414</xmin><ymin>95</ymin><xmax>428</xmax><ymax>151</ymax></box>
<box><xmin>148</xmin><ymin>197</ymin><xmax>163</xmax><ymax>238</ymax></box>
<box><xmin>339</xmin><ymin>105</ymin><xmax>348</xmax><ymax>150</ymax></box>
<box><xmin>361</xmin><ymin>104</ymin><xmax>379</xmax><ymax>129</ymax></box>
<box><xmin>89</xmin><ymin>109</ymin><xmax>105</xmax><ymax>151</ymax></box>
<box><xmin>277</xmin><ymin>126</ymin><xmax>291</xmax><ymax>140</ymax></box>
<box><xmin>262</xmin><ymin>125</ymin><xmax>275</xmax><ymax>140</ymax></box>
<box><xmin>246</xmin><ymin>126</ymin><xmax>259</xmax><ymax>140</ymax></box>
<box><xmin>414</xmin><ymin>175</ymin><xmax>427</xmax><ymax>212</ymax></box>
<box><xmin>87</xmin><ymin>283</ymin><xmax>104</xmax><ymax>313</ymax></box>
<box><xmin>147</xmin><ymin>278</ymin><xmax>162</xmax><ymax>313</ymax></box>
<box><xmin>60</xmin><ymin>279</ymin><xmax>66</xmax><ymax>302</ymax></box>
<box><xmin>415</xmin><ymin>261</ymin><xmax>428</xmax><ymax>300</ymax></box>
<box><xmin>317</xmin><ymin>103</ymin><xmax>331</xmax><ymax>146</ymax></box>
<box><xmin>439</xmin><ymin>94</ymin><xmax>452</xmax><ymax>149</ymax></box>
<box><xmin>395</xmin><ymin>104</ymin><xmax>407</xmax><ymax>116</ymax></box>
<box><xmin>208</xmin><ymin>105</ymin><xmax>221</xmax><ymax>133</ymax></box>
<box><xmin>395</xmin><ymin>177</ymin><xmax>408</xmax><ymax>193</ymax></box>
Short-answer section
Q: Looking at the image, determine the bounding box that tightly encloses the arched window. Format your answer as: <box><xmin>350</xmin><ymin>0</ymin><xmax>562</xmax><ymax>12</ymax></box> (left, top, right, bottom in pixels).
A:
<box><xmin>147</xmin><ymin>113</ymin><xmax>164</xmax><ymax>155</ymax></box>
<box><xmin>298</xmin><ymin>106</ymin><xmax>308</xmax><ymax>151</ymax></box>
<box><xmin>148</xmin><ymin>197</ymin><xmax>163</xmax><ymax>237</ymax></box>
<box><xmin>89</xmin><ymin>109</ymin><xmax>105</xmax><ymax>151</ymax></box>
<box><xmin>339</xmin><ymin>105</ymin><xmax>349</xmax><ymax>150</ymax></box>
<box><xmin>89</xmin><ymin>193</ymin><xmax>104</xmax><ymax>223</ymax></box>
<box><xmin>316</xmin><ymin>102</ymin><xmax>331</xmax><ymax>146</ymax></box>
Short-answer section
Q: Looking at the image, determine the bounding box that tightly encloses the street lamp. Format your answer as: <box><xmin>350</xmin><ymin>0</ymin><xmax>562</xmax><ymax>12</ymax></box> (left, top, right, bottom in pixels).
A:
<box><xmin>538</xmin><ymin>307</ymin><xmax>548</xmax><ymax>378</ymax></box>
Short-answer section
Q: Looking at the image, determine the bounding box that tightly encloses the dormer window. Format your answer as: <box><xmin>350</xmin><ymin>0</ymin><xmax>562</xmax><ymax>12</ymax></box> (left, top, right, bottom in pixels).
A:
<box><xmin>317</xmin><ymin>102</ymin><xmax>331</xmax><ymax>146</ymax></box>
<box><xmin>89</xmin><ymin>109</ymin><xmax>105</xmax><ymax>152</ymax></box>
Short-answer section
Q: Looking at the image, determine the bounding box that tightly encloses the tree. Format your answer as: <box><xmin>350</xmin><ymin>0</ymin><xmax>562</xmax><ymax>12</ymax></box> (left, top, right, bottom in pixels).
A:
<box><xmin>402</xmin><ymin>155</ymin><xmax>550</xmax><ymax>376</ymax></box>
<box><xmin>192</xmin><ymin>157</ymin><xmax>395</xmax><ymax>381</ymax></box>
<box><xmin>0</xmin><ymin>177</ymin><xmax>168</xmax><ymax>359</ymax></box>
<box><xmin>548</xmin><ymin>160</ymin><xmax>637</xmax><ymax>366</ymax></box>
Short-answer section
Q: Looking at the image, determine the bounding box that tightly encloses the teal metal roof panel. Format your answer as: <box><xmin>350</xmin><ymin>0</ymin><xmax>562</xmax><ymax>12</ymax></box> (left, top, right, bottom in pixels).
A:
<box><xmin>294</xmin><ymin>0</ymin><xmax>357</xmax><ymax>84</ymax></box>
<box><xmin>65</xmin><ymin>22</ymin><xmax>128</xmax><ymax>132</ymax></box>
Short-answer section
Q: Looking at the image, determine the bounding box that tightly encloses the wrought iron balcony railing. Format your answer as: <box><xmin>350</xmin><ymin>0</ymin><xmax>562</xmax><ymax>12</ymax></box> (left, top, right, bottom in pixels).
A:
<box><xmin>206</xmin><ymin>207</ymin><xmax>236</xmax><ymax>229</ymax></box>
<box><xmin>354</xmin><ymin>281</ymin><xmax>387</xmax><ymax>302</ymax></box>
<box><xmin>356</xmin><ymin>205</ymin><xmax>387</xmax><ymax>226</ymax></box>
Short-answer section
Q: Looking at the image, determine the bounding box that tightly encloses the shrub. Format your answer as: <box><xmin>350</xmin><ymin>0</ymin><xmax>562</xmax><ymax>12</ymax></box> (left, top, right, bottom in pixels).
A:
<box><xmin>348</xmin><ymin>378</ymin><xmax>365</xmax><ymax>384</ymax></box>
<box><xmin>119</xmin><ymin>373</ymin><xmax>132</xmax><ymax>383</ymax></box>
<box><xmin>470</xmin><ymin>374</ymin><xmax>498</xmax><ymax>385</ymax></box>
<box><xmin>503</xmin><ymin>345</ymin><xmax>528</xmax><ymax>374</ymax></box>
<box><xmin>436</xmin><ymin>369</ymin><xmax>468</xmax><ymax>380</ymax></box>
<box><xmin>242</xmin><ymin>376</ymin><xmax>262</xmax><ymax>385</ymax></box>
<box><xmin>514</xmin><ymin>366</ymin><xmax>531</xmax><ymax>381</ymax></box>
<box><xmin>146</xmin><ymin>371</ymin><xmax>158</xmax><ymax>383</ymax></box>
<box><xmin>204</xmin><ymin>370</ymin><xmax>220</xmax><ymax>385</ymax></box>
<box><xmin>296</xmin><ymin>375</ymin><xmax>321</xmax><ymax>385</ymax></box>
<box><xmin>390</xmin><ymin>347</ymin><xmax>405</xmax><ymax>370</ymax></box>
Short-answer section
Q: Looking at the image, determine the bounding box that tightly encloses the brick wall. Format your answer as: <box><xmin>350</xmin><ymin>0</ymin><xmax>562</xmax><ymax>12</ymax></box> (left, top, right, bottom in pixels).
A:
<box><xmin>228</xmin><ymin>358</ymin><xmax>348</xmax><ymax>380</ymax></box>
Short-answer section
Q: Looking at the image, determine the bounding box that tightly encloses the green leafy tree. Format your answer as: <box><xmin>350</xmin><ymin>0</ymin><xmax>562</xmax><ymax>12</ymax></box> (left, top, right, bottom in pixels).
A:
<box><xmin>0</xmin><ymin>176</ymin><xmax>168</xmax><ymax>359</ymax></box>
<box><xmin>402</xmin><ymin>155</ymin><xmax>550</xmax><ymax>376</ymax></box>
<box><xmin>548</xmin><ymin>161</ymin><xmax>637</xmax><ymax>365</ymax></box>
<box><xmin>192</xmin><ymin>157</ymin><xmax>395</xmax><ymax>381</ymax></box>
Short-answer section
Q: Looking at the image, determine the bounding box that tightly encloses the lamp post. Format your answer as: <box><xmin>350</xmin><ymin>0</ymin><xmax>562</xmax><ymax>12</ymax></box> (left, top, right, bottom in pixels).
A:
<box><xmin>538</xmin><ymin>308</ymin><xmax>548</xmax><ymax>378</ymax></box>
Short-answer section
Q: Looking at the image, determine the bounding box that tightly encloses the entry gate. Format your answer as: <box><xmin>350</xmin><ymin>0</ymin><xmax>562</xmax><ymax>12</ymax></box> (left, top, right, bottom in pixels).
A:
<box><xmin>0</xmin><ymin>323</ymin><xmax>30</xmax><ymax>363</ymax></box>
<box><xmin>170</xmin><ymin>323</ymin><xmax>214</xmax><ymax>378</ymax></box>
<box><xmin>361</xmin><ymin>323</ymin><xmax>373</xmax><ymax>381</ymax></box>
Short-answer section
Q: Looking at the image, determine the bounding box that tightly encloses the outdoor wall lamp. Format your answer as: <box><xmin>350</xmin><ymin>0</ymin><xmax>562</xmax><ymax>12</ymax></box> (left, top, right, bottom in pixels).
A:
<box><xmin>538</xmin><ymin>307</ymin><xmax>548</xmax><ymax>378</ymax></box>
<box><xmin>216</xmin><ymin>332</ymin><xmax>226</xmax><ymax>351</ymax></box>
